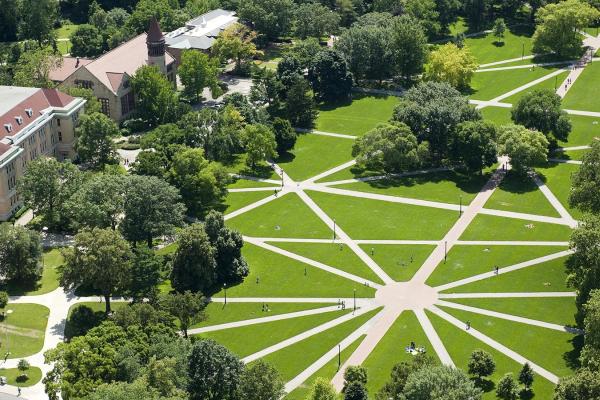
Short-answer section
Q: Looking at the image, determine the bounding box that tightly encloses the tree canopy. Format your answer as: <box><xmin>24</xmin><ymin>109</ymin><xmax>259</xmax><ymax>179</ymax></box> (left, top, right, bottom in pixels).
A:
<box><xmin>569</xmin><ymin>141</ymin><xmax>600</xmax><ymax>214</ymax></box>
<box><xmin>424</xmin><ymin>43</ymin><xmax>477</xmax><ymax>89</ymax></box>
<box><xmin>498</xmin><ymin>124</ymin><xmax>549</xmax><ymax>174</ymax></box>
<box><xmin>0</xmin><ymin>224</ymin><xmax>42</xmax><ymax>285</ymax></box>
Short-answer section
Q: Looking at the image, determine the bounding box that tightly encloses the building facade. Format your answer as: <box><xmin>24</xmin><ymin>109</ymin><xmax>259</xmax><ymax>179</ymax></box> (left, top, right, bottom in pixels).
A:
<box><xmin>0</xmin><ymin>86</ymin><xmax>85</xmax><ymax>220</ymax></box>
<box><xmin>50</xmin><ymin>18</ymin><xmax>176</xmax><ymax>123</ymax></box>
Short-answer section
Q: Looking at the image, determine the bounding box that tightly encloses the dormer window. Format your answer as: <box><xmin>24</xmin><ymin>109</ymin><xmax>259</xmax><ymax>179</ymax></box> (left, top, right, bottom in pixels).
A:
<box><xmin>25</xmin><ymin>108</ymin><xmax>33</xmax><ymax>117</ymax></box>
<box><xmin>15</xmin><ymin>116</ymin><xmax>23</xmax><ymax>125</ymax></box>
<box><xmin>4</xmin><ymin>123</ymin><xmax>12</xmax><ymax>133</ymax></box>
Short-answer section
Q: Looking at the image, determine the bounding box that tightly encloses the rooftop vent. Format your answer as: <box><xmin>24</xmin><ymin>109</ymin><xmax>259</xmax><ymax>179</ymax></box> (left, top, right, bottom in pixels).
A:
<box><xmin>15</xmin><ymin>116</ymin><xmax>23</xmax><ymax>125</ymax></box>
<box><xmin>4</xmin><ymin>123</ymin><xmax>13</xmax><ymax>133</ymax></box>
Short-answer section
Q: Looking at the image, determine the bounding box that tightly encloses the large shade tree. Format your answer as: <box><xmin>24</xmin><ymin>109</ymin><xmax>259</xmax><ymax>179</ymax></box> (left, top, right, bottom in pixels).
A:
<box><xmin>498</xmin><ymin>124</ymin><xmax>549</xmax><ymax>174</ymax></box>
<box><xmin>0</xmin><ymin>224</ymin><xmax>42</xmax><ymax>285</ymax></box>
<box><xmin>569</xmin><ymin>141</ymin><xmax>600</xmax><ymax>214</ymax></box>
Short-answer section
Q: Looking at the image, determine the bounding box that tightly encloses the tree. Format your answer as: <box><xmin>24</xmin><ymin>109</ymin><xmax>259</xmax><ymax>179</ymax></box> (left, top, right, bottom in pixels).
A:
<box><xmin>496</xmin><ymin>373</ymin><xmax>519</xmax><ymax>400</ymax></box>
<box><xmin>403</xmin><ymin>0</ymin><xmax>440</xmax><ymax>38</ymax></box>
<box><xmin>567</xmin><ymin>214</ymin><xmax>600</xmax><ymax>325</ymax></box>
<box><xmin>179</xmin><ymin>50</ymin><xmax>221</xmax><ymax>102</ymax></box>
<box><xmin>532</xmin><ymin>0</ymin><xmax>600</xmax><ymax>58</ymax></box>
<box><xmin>493</xmin><ymin>18</ymin><xmax>507</xmax><ymax>41</ymax></box>
<box><xmin>306</xmin><ymin>377</ymin><xmax>338</xmax><ymax>400</ymax></box>
<box><xmin>66</xmin><ymin>173</ymin><xmax>125</xmax><ymax>230</ymax></box>
<box><xmin>554</xmin><ymin>368</ymin><xmax>600</xmax><ymax>400</ymax></box>
<box><xmin>308</xmin><ymin>49</ymin><xmax>353</xmax><ymax>102</ymax></box>
<box><xmin>294</xmin><ymin>3</ymin><xmax>340</xmax><ymax>39</ymax></box>
<box><xmin>120</xmin><ymin>175</ymin><xmax>185</xmax><ymax>247</ymax></box>
<box><xmin>519</xmin><ymin>363</ymin><xmax>535</xmax><ymax>392</ymax></box>
<box><xmin>335</xmin><ymin>24</ymin><xmax>393</xmax><ymax>82</ymax></box>
<box><xmin>170</xmin><ymin>223</ymin><xmax>216</xmax><ymax>293</ymax></box>
<box><xmin>85</xmin><ymin>380</ymin><xmax>166</xmax><ymax>400</ymax></box>
<box><xmin>352</xmin><ymin>122</ymin><xmax>426</xmax><ymax>173</ymax></box>
<box><xmin>212</xmin><ymin>23</ymin><xmax>259</xmax><ymax>73</ymax></box>
<box><xmin>390</xmin><ymin>15</ymin><xmax>428</xmax><ymax>80</ymax></box>
<box><xmin>131</xmin><ymin>151</ymin><xmax>168</xmax><ymax>177</ymax></box>
<box><xmin>161</xmin><ymin>291</ymin><xmax>206</xmax><ymax>338</ymax></box>
<box><xmin>272</xmin><ymin>118</ymin><xmax>297</xmax><ymax>154</ymax></box>
<box><xmin>286</xmin><ymin>38</ymin><xmax>322</xmax><ymax>68</ymax></box>
<box><xmin>344</xmin><ymin>382</ymin><xmax>368</xmax><ymax>400</ymax></box>
<box><xmin>376</xmin><ymin>354</ymin><xmax>435</xmax><ymax>400</ymax></box>
<box><xmin>0</xmin><ymin>225</ymin><xmax>42</xmax><ymax>285</ymax></box>
<box><xmin>18</xmin><ymin>158</ymin><xmax>83</xmax><ymax>227</ymax></box>
<box><xmin>204</xmin><ymin>210</ymin><xmax>249</xmax><ymax>285</ymax></box>
<box><xmin>450</xmin><ymin>121</ymin><xmax>498</xmax><ymax>173</ymax></box>
<box><xmin>0</xmin><ymin>291</ymin><xmax>8</xmax><ymax>309</ymax></box>
<box><xmin>62</xmin><ymin>87</ymin><xmax>101</xmax><ymax>114</ymax></box>
<box><xmin>435</xmin><ymin>0</ymin><xmax>462</xmax><ymax>31</ymax></box>
<box><xmin>498</xmin><ymin>124</ymin><xmax>549</xmax><ymax>174</ymax></box>
<box><xmin>511</xmin><ymin>89</ymin><xmax>571</xmax><ymax>144</ymax></box>
<box><xmin>127</xmin><ymin>248</ymin><xmax>162</xmax><ymax>302</ymax></box>
<box><xmin>127</xmin><ymin>0</ymin><xmax>187</xmax><ymax>34</ymax></box>
<box><xmin>403</xmin><ymin>365</ymin><xmax>482</xmax><ymax>400</ymax></box>
<box><xmin>70</xmin><ymin>24</ymin><xmax>105</xmax><ymax>58</ymax></box>
<box><xmin>285</xmin><ymin>77</ymin><xmax>318</xmax><ymax>128</ymax></box>
<box><xmin>238</xmin><ymin>0</ymin><xmax>295</xmax><ymax>39</ymax></box>
<box><xmin>243</xmin><ymin>124</ymin><xmax>277</xmax><ymax>168</ymax></box>
<box><xmin>168</xmin><ymin>148</ymin><xmax>228</xmax><ymax>215</ymax></box>
<box><xmin>343</xmin><ymin>365</ymin><xmax>368</xmax><ymax>392</ymax></box>
<box><xmin>12</xmin><ymin>48</ymin><xmax>62</xmax><ymax>88</ymax></box>
<box><xmin>131</xmin><ymin>65</ymin><xmax>179</xmax><ymax>127</ymax></box>
<box><xmin>392</xmin><ymin>81</ymin><xmax>480</xmax><ymax>162</ymax></box>
<box><xmin>424</xmin><ymin>43</ymin><xmax>477</xmax><ymax>89</ymax></box>
<box><xmin>240</xmin><ymin>360</ymin><xmax>285</xmax><ymax>400</ymax></box>
<box><xmin>60</xmin><ymin>228</ymin><xmax>132</xmax><ymax>313</ymax></box>
<box><xmin>17</xmin><ymin>359</ymin><xmax>29</xmax><ymax>373</ymax></box>
<box><xmin>17</xmin><ymin>0</ymin><xmax>58</xmax><ymax>45</ymax></box>
<box><xmin>0</xmin><ymin>0</ymin><xmax>19</xmax><ymax>42</ymax></box>
<box><xmin>581</xmin><ymin>290</ymin><xmax>600</xmax><ymax>369</ymax></box>
<box><xmin>187</xmin><ymin>339</ymin><xmax>244</xmax><ymax>400</ymax></box>
<box><xmin>570</xmin><ymin>141</ymin><xmax>600</xmax><ymax>214</ymax></box>
<box><xmin>468</xmin><ymin>349</ymin><xmax>496</xmax><ymax>381</ymax></box>
<box><xmin>76</xmin><ymin>112</ymin><xmax>120</xmax><ymax>168</ymax></box>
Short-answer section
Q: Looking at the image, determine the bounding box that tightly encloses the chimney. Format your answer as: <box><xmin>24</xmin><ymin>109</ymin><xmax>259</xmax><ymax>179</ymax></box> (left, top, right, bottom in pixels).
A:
<box><xmin>75</xmin><ymin>58</ymin><xmax>80</xmax><ymax>68</ymax></box>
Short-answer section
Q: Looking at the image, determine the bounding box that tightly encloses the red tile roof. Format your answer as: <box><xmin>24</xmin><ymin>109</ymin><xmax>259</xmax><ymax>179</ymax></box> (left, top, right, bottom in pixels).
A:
<box><xmin>0</xmin><ymin>142</ymin><xmax>12</xmax><ymax>157</ymax></box>
<box><xmin>0</xmin><ymin>87</ymin><xmax>75</xmax><ymax>142</ymax></box>
<box><xmin>48</xmin><ymin>57</ymin><xmax>93</xmax><ymax>82</ymax></box>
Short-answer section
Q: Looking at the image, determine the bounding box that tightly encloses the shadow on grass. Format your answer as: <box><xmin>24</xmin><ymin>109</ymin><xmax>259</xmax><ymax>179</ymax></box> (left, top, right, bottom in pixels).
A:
<box><xmin>493</xmin><ymin>41</ymin><xmax>506</xmax><ymax>47</ymax></box>
<box><xmin>520</xmin><ymin>389</ymin><xmax>535</xmax><ymax>400</ymax></box>
<box><xmin>317</xmin><ymin>92</ymin><xmax>391</xmax><ymax>113</ymax></box>
<box><xmin>472</xmin><ymin>377</ymin><xmax>495</xmax><ymax>393</ymax></box>
<box><xmin>364</xmin><ymin>170</ymin><xmax>489</xmax><ymax>196</ymax></box>
<box><xmin>498</xmin><ymin>171</ymin><xmax>540</xmax><ymax>194</ymax></box>
<box><xmin>563</xmin><ymin>333</ymin><xmax>584</xmax><ymax>371</ymax></box>
<box><xmin>0</xmin><ymin>280</ymin><xmax>44</xmax><ymax>297</ymax></box>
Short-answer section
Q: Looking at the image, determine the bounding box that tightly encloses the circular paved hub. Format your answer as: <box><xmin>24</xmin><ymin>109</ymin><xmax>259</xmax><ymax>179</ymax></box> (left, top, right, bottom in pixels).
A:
<box><xmin>375</xmin><ymin>282</ymin><xmax>438</xmax><ymax>311</ymax></box>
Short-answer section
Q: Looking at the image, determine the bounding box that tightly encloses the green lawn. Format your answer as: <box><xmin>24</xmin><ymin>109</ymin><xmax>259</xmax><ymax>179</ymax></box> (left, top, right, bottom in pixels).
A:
<box><xmin>315</xmin><ymin>94</ymin><xmax>400</xmax><ymax>136</ymax></box>
<box><xmin>315</xmin><ymin>164</ymin><xmax>384</xmax><ymax>183</ymax></box>
<box><xmin>227</xmin><ymin>178</ymin><xmax>279</xmax><ymax>189</ymax></box>
<box><xmin>336</xmin><ymin>170</ymin><xmax>489</xmax><ymax>206</ymax></box>
<box><xmin>221</xmin><ymin>191</ymin><xmax>275</xmax><ymax>215</ymax></box>
<box><xmin>276</xmin><ymin>134</ymin><xmax>355</xmax><ymax>181</ymax></box>
<box><xmin>559</xmin><ymin>114</ymin><xmax>600</xmax><ymax>147</ymax></box>
<box><xmin>213</xmin><ymin>243</ymin><xmax>376</xmax><ymax>298</ymax></box>
<box><xmin>481</xmin><ymin>106</ymin><xmax>513</xmax><ymax>126</ymax></box>
<box><xmin>553</xmin><ymin>149</ymin><xmax>588</xmax><ymax>161</ymax></box>
<box><xmin>536</xmin><ymin>162</ymin><xmax>582</xmax><ymax>219</ymax></box>
<box><xmin>363</xmin><ymin>311</ymin><xmax>439</xmax><ymax>395</ymax></box>
<box><xmin>1</xmin><ymin>304</ymin><xmax>49</xmax><ymax>359</ymax></box>
<box><xmin>427</xmin><ymin>245</ymin><xmax>567</xmax><ymax>287</ymax></box>
<box><xmin>55</xmin><ymin>23</ymin><xmax>79</xmax><ymax>38</ymax></box>
<box><xmin>269</xmin><ymin>242</ymin><xmax>384</xmax><ymax>284</ymax></box>
<box><xmin>284</xmin><ymin>335</ymin><xmax>365</xmax><ymax>400</ymax></box>
<box><xmin>459</xmin><ymin>214</ymin><xmax>573</xmax><ymax>241</ymax></box>
<box><xmin>562</xmin><ymin>61</ymin><xmax>600</xmax><ymax>112</ymax></box>
<box><xmin>226</xmin><ymin>192</ymin><xmax>331</xmax><ymax>239</ymax></box>
<box><xmin>502</xmin><ymin>69</ymin><xmax>568</xmax><ymax>104</ymax></box>
<box><xmin>192</xmin><ymin>302</ymin><xmax>333</xmax><ymax>329</ymax></box>
<box><xmin>360</xmin><ymin>244</ymin><xmax>435</xmax><ymax>282</ymax></box>
<box><xmin>440</xmin><ymin>306</ymin><xmax>580</xmax><ymax>377</ymax></box>
<box><xmin>1</xmin><ymin>249</ymin><xmax>63</xmax><ymax>296</ymax></box>
<box><xmin>465</xmin><ymin>26</ymin><xmax>534</xmax><ymax>65</ymax></box>
<box><xmin>0</xmin><ymin>367</ymin><xmax>42</xmax><ymax>387</ymax></box>
<box><xmin>469</xmin><ymin>66</ymin><xmax>560</xmax><ymax>101</ymax></box>
<box><xmin>484</xmin><ymin>171</ymin><xmax>560</xmax><ymax>217</ymax></box>
<box><xmin>307</xmin><ymin>191</ymin><xmax>457</xmax><ymax>240</ymax></box>
<box><xmin>262</xmin><ymin>309</ymin><xmax>380</xmax><ymax>381</ymax></box>
<box><xmin>445</xmin><ymin>256</ymin><xmax>570</xmax><ymax>293</ymax></box>
<box><xmin>67</xmin><ymin>301</ymin><xmax>127</xmax><ymax>317</ymax></box>
<box><xmin>428</xmin><ymin>311</ymin><xmax>557</xmax><ymax>400</ymax></box>
<box><xmin>220</xmin><ymin>155</ymin><xmax>279</xmax><ymax>180</ymax></box>
<box><xmin>443</xmin><ymin>297</ymin><xmax>577</xmax><ymax>327</ymax></box>
<box><xmin>199</xmin><ymin>309</ymin><xmax>351</xmax><ymax>358</ymax></box>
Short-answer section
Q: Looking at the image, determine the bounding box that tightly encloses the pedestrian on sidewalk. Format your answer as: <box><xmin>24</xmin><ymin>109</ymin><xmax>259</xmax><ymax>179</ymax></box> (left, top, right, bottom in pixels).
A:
<box><xmin>466</xmin><ymin>321</ymin><xmax>471</xmax><ymax>330</ymax></box>
<box><xmin>495</xmin><ymin>266</ymin><xmax>499</xmax><ymax>275</ymax></box>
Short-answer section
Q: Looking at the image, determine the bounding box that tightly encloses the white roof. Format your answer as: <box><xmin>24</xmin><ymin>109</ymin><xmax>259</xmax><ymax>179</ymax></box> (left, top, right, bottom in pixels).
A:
<box><xmin>165</xmin><ymin>9</ymin><xmax>238</xmax><ymax>51</ymax></box>
<box><xmin>0</xmin><ymin>87</ymin><xmax>39</xmax><ymax>116</ymax></box>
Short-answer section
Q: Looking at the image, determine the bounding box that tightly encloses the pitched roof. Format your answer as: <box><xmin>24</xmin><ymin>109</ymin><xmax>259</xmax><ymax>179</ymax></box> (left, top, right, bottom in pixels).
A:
<box><xmin>165</xmin><ymin>9</ymin><xmax>237</xmax><ymax>51</ymax></box>
<box><xmin>0</xmin><ymin>86</ymin><xmax>76</xmax><ymax>141</ymax></box>
<box><xmin>49</xmin><ymin>57</ymin><xmax>93</xmax><ymax>82</ymax></box>
<box><xmin>147</xmin><ymin>17</ymin><xmax>164</xmax><ymax>43</ymax></box>
<box><xmin>81</xmin><ymin>33</ymin><xmax>175</xmax><ymax>95</ymax></box>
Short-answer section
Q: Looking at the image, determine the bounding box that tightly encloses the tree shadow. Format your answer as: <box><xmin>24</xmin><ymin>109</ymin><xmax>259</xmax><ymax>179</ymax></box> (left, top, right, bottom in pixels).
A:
<box><xmin>0</xmin><ymin>280</ymin><xmax>42</xmax><ymax>297</ymax></box>
<box><xmin>563</xmin><ymin>333</ymin><xmax>584</xmax><ymax>370</ymax></box>
<box><xmin>471</xmin><ymin>377</ymin><xmax>495</xmax><ymax>393</ymax></box>
<box><xmin>498</xmin><ymin>171</ymin><xmax>540</xmax><ymax>194</ymax></box>
<box><xmin>493</xmin><ymin>41</ymin><xmax>506</xmax><ymax>47</ymax></box>
<box><xmin>520</xmin><ymin>389</ymin><xmax>535</xmax><ymax>400</ymax></box>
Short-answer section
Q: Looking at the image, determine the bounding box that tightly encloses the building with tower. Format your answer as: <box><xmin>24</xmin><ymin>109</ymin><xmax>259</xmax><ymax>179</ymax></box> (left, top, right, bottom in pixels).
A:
<box><xmin>49</xmin><ymin>18</ymin><xmax>176</xmax><ymax>122</ymax></box>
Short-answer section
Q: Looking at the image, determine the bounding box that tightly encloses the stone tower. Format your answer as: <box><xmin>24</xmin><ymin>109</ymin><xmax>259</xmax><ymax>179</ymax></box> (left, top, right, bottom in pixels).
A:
<box><xmin>146</xmin><ymin>17</ymin><xmax>166</xmax><ymax>73</ymax></box>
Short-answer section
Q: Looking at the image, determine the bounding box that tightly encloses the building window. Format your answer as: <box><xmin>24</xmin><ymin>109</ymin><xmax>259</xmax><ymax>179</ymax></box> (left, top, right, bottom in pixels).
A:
<box><xmin>120</xmin><ymin>92</ymin><xmax>135</xmax><ymax>116</ymax></box>
<box><xmin>58</xmin><ymin>132</ymin><xmax>62</xmax><ymax>142</ymax></box>
<box><xmin>99</xmin><ymin>98</ymin><xmax>110</xmax><ymax>116</ymax></box>
<box><xmin>57</xmin><ymin>119</ymin><xmax>61</xmax><ymax>126</ymax></box>
<box><xmin>75</xmin><ymin>80</ymin><xmax>93</xmax><ymax>89</ymax></box>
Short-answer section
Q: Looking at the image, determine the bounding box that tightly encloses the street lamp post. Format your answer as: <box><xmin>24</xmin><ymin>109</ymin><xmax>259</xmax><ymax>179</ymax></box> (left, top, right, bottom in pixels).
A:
<box><xmin>555</xmin><ymin>75</ymin><xmax>558</xmax><ymax>90</ymax></box>
<box><xmin>353</xmin><ymin>289</ymin><xmax>356</xmax><ymax>312</ymax></box>
<box><xmin>444</xmin><ymin>241</ymin><xmax>447</xmax><ymax>262</ymax></box>
<box><xmin>459</xmin><ymin>195</ymin><xmax>463</xmax><ymax>217</ymax></box>
<box><xmin>522</xmin><ymin>42</ymin><xmax>525</xmax><ymax>59</ymax></box>
<box><xmin>338</xmin><ymin>344</ymin><xmax>341</xmax><ymax>370</ymax></box>
<box><xmin>223</xmin><ymin>283</ymin><xmax>227</xmax><ymax>306</ymax></box>
<box><xmin>333</xmin><ymin>219</ymin><xmax>336</xmax><ymax>240</ymax></box>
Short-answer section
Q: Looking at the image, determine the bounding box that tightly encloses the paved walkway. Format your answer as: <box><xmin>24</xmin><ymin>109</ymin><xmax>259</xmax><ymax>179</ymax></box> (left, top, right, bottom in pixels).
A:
<box><xmin>548</xmin><ymin>158</ymin><xmax>583</xmax><ymax>165</ymax></box>
<box><xmin>439</xmin><ymin>292</ymin><xmax>576</xmax><ymax>299</ymax></box>
<box><xmin>531</xmin><ymin>173</ymin><xmax>577</xmax><ymax>227</ymax></box>
<box><xmin>556</xmin><ymin>35</ymin><xmax>600</xmax><ymax>98</ymax></box>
